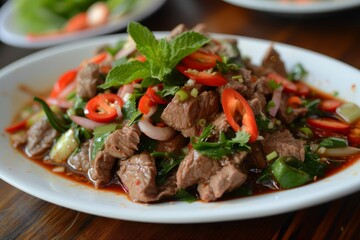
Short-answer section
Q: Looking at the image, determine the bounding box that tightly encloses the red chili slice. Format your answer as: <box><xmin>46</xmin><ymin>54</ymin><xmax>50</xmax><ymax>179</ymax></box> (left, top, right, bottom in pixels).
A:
<box><xmin>4</xmin><ymin>119</ymin><xmax>28</xmax><ymax>133</ymax></box>
<box><xmin>50</xmin><ymin>69</ymin><xmax>78</xmax><ymax>98</ymax></box>
<box><xmin>84</xmin><ymin>93</ymin><xmax>123</xmax><ymax>123</ymax></box>
<box><xmin>318</xmin><ymin>100</ymin><xmax>342</xmax><ymax>112</ymax></box>
<box><xmin>176</xmin><ymin>65</ymin><xmax>227</xmax><ymax>87</ymax></box>
<box><xmin>145</xmin><ymin>87</ymin><xmax>167</xmax><ymax>104</ymax></box>
<box><xmin>307</xmin><ymin>117</ymin><xmax>350</xmax><ymax>134</ymax></box>
<box><xmin>295</xmin><ymin>82</ymin><xmax>310</xmax><ymax>97</ymax></box>
<box><xmin>267</xmin><ymin>72</ymin><xmax>298</xmax><ymax>93</ymax></box>
<box><xmin>182</xmin><ymin>50</ymin><xmax>222</xmax><ymax>71</ymax></box>
<box><xmin>221</xmin><ymin>88</ymin><xmax>258</xmax><ymax>142</ymax></box>
<box><xmin>138</xmin><ymin>94</ymin><xmax>156</xmax><ymax>114</ymax></box>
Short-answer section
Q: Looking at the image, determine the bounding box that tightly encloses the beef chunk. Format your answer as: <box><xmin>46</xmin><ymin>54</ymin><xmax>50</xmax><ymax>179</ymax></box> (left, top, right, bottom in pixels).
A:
<box><xmin>198</xmin><ymin>164</ymin><xmax>247</xmax><ymax>202</ymax></box>
<box><xmin>247</xmin><ymin>141</ymin><xmax>267</xmax><ymax>169</ymax></box>
<box><xmin>90</xmin><ymin>150</ymin><xmax>116</xmax><ymax>188</ymax></box>
<box><xmin>262</xmin><ymin>130</ymin><xmax>305</xmax><ymax>162</ymax></box>
<box><xmin>177</xmin><ymin>150</ymin><xmax>248</xmax><ymax>202</ymax></box>
<box><xmin>156</xmin><ymin>134</ymin><xmax>188</xmax><ymax>153</ymax></box>
<box><xmin>211</xmin><ymin>113</ymin><xmax>230</xmax><ymax>134</ymax></box>
<box><xmin>105</xmin><ymin>124</ymin><xmax>141</xmax><ymax>159</ymax></box>
<box><xmin>118</xmin><ymin>152</ymin><xmax>177</xmax><ymax>202</ymax></box>
<box><xmin>10</xmin><ymin>131</ymin><xmax>27</xmax><ymax>148</ymax></box>
<box><xmin>220</xmin><ymin>68</ymin><xmax>255</xmax><ymax>99</ymax></box>
<box><xmin>177</xmin><ymin>150</ymin><xmax>222</xmax><ymax>189</ymax></box>
<box><xmin>76</xmin><ymin>63</ymin><xmax>101</xmax><ymax>99</ymax></box>
<box><xmin>278</xmin><ymin>94</ymin><xmax>307</xmax><ymax>123</ymax></box>
<box><xmin>262</xmin><ymin>46</ymin><xmax>287</xmax><ymax>77</ymax></box>
<box><xmin>26</xmin><ymin>118</ymin><xmax>58</xmax><ymax>158</ymax></box>
<box><xmin>255</xmin><ymin>76</ymin><xmax>273</xmax><ymax>96</ymax></box>
<box><xmin>68</xmin><ymin>141</ymin><xmax>91</xmax><ymax>172</ymax></box>
<box><xmin>161</xmin><ymin>91</ymin><xmax>219</xmax><ymax>138</ymax></box>
<box><xmin>248</xmin><ymin>91</ymin><xmax>267</xmax><ymax>116</ymax></box>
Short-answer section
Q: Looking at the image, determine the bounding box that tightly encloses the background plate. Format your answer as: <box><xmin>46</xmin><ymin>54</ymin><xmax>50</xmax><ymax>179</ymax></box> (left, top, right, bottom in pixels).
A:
<box><xmin>223</xmin><ymin>0</ymin><xmax>360</xmax><ymax>14</ymax></box>
<box><xmin>0</xmin><ymin>0</ymin><xmax>166</xmax><ymax>48</ymax></box>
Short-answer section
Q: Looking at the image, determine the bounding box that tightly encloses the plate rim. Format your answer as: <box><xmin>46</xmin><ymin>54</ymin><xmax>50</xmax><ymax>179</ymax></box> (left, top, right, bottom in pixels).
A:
<box><xmin>0</xmin><ymin>32</ymin><xmax>360</xmax><ymax>223</ymax></box>
<box><xmin>223</xmin><ymin>0</ymin><xmax>360</xmax><ymax>14</ymax></box>
<box><xmin>0</xmin><ymin>0</ymin><xmax>167</xmax><ymax>48</ymax></box>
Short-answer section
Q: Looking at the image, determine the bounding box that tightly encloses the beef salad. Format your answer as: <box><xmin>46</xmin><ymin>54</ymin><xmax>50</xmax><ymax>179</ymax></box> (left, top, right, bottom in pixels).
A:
<box><xmin>5</xmin><ymin>22</ymin><xmax>360</xmax><ymax>203</ymax></box>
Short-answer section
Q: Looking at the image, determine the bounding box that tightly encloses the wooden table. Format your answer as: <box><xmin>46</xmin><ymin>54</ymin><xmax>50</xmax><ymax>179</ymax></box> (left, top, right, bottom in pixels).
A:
<box><xmin>1</xmin><ymin>1</ymin><xmax>360</xmax><ymax>239</ymax></box>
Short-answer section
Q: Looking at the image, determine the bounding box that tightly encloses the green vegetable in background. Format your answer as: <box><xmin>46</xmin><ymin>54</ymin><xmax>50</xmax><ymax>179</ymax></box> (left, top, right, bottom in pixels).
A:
<box><xmin>14</xmin><ymin>0</ymin><xmax>101</xmax><ymax>33</ymax></box>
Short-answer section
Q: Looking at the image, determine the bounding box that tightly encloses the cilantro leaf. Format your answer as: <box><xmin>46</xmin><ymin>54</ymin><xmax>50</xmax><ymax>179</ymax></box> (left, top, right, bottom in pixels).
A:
<box><xmin>192</xmin><ymin>125</ymin><xmax>250</xmax><ymax>159</ymax></box>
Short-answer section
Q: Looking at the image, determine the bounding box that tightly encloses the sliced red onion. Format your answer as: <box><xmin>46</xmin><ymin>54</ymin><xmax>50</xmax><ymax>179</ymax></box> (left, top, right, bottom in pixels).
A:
<box><xmin>47</xmin><ymin>98</ymin><xmax>73</xmax><ymax>109</ymax></box>
<box><xmin>57</xmin><ymin>80</ymin><xmax>77</xmax><ymax>99</ymax></box>
<box><xmin>115</xmin><ymin>40</ymin><xmax>136</xmax><ymax>59</ymax></box>
<box><xmin>70</xmin><ymin>115</ymin><xmax>106</xmax><ymax>129</ymax></box>
<box><xmin>117</xmin><ymin>84</ymin><xmax>134</xmax><ymax>102</ymax></box>
<box><xmin>269</xmin><ymin>86</ymin><xmax>283</xmax><ymax>117</ymax></box>
<box><xmin>138</xmin><ymin>118</ymin><xmax>175</xmax><ymax>141</ymax></box>
<box><xmin>144</xmin><ymin>105</ymin><xmax>158</xmax><ymax>118</ymax></box>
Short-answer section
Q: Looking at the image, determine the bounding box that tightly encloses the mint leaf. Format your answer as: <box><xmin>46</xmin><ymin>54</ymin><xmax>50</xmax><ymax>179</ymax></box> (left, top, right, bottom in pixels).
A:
<box><xmin>128</xmin><ymin>22</ymin><xmax>210</xmax><ymax>81</ymax></box>
<box><xmin>100</xmin><ymin>61</ymin><xmax>150</xmax><ymax>89</ymax></box>
<box><xmin>168</xmin><ymin>31</ymin><xmax>211</xmax><ymax>67</ymax></box>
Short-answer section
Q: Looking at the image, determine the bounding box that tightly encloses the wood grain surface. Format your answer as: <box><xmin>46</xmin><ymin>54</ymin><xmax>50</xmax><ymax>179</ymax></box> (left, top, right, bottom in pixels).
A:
<box><xmin>0</xmin><ymin>0</ymin><xmax>360</xmax><ymax>239</ymax></box>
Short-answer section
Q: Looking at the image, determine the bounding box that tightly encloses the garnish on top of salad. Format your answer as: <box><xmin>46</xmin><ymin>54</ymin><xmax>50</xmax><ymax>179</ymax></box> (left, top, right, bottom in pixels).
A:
<box><xmin>14</xmin><ymin>0</ymin><xmax>139</xmax><ymax>40</ymax></box>
<box><xmin>5</xmin><ymin>22</ymin><xmax>360</xmax><ymax>203</ymax></box>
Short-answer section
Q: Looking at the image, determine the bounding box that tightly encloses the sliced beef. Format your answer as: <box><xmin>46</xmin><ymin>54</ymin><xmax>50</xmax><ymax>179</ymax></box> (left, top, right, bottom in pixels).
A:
<box><xmin>76</xmin><ymin>63</ymin><xmax>101</xmax><ymax>99</ymax></box>
<box><xmin>10</xmin><ymin>131</ymin><xmax>27</xmax><ymax>148</ymax></box>
<box><xmin>26</xmin><ymin>117</ymin><xmax>58</xmax><ymax>158</ymax></box>
<box><xmin>177</xmin><ymin>150</ymin><xmax>222</xmax><ymax>189</ymax></box>
<box><xmin>90</xmin><ymin>150</ymin><xmax>116</xmax><ymax>188</ymax></box>
<box><xmin>211</xmin><ymin>113</ymin><xmax>230</xmax><ymax>134</ymax></box>
<box><xmin>262</xmin><ymin>130</ymin><xmax>305</xmax><ymax>162</ymax></box>
<box><xmin>156</xmin><ymin>134</ymin><xmax>188</xmax><ymax>153</ymax></box>
<box><xmin>220</xmin><ymin>68</ymin><xmax>255</xmax><ymax>99</ymax></box>
<box><xmin>118</xmin><ymin>152</ymin><xmax>177</xmax><ymax>202</ymax></box>
<box><xmin>105</xmin><ymin>124</ymin><xmax>141</xmax><ymax>159</ymax></box>
<box><xmin>198</xmin><ymin>164</ymin><xmax>247</xmax><ymax>202</ymax></box>
<box><xmin>68</xmin><ymin>141</ymin><xmax>91</xmax><ymax>172</ymax></box>
<box><xmin>262</xmin><ymin>45</ymin><xmax>287</xmax><ymax>77</ymax></box>
<box><xmin>247</xmin><ymin>141</ymin><xmax>267</xmax><ymax>169</ymax></box>
<box><xmin>161</xmin><ymin>90</ymin><xmax>219</xmax><ymax>138</ymax></box>
<box><xmin>278</xmin><ymin>94</ymin><xmax>307</xmax><ymax>123</ymax></box>
<box><xmin>248</xmin><ymin>91</ymin><xmax>267</xmax><ymax>116</ymax></box>
<box><xmin>255</xmin><ymin>76</ymin><xmax>273</xmax><ymax>96</ymax></box>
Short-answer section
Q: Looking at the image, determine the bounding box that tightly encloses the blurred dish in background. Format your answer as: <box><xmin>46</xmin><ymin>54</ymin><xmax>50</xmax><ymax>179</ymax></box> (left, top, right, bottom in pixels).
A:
<box><xmin>223</xmin><ymin>0</ymin><xmax>360</xmax><ymax>14</ymax></box>
<box><xmin>0</xmin><ymin>0</ymin><xmax>166</xmax><ymax>48</ymax></box>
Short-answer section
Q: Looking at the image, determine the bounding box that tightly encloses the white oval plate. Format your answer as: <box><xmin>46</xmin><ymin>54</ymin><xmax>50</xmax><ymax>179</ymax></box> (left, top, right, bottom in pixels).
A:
<box><xmin>0</xmin><ymin>33</ymin><xmax>359</xmax><ymax>223</ymax></box>
<box><xmin>0</xmin><ymin>0</ymin><xmax>166</xmax><ymax>48</ymax></box>
<box><xmin>223</xmin><ymin>0</ymin><xmax>360</xmax><ymax>14</ymax></box>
